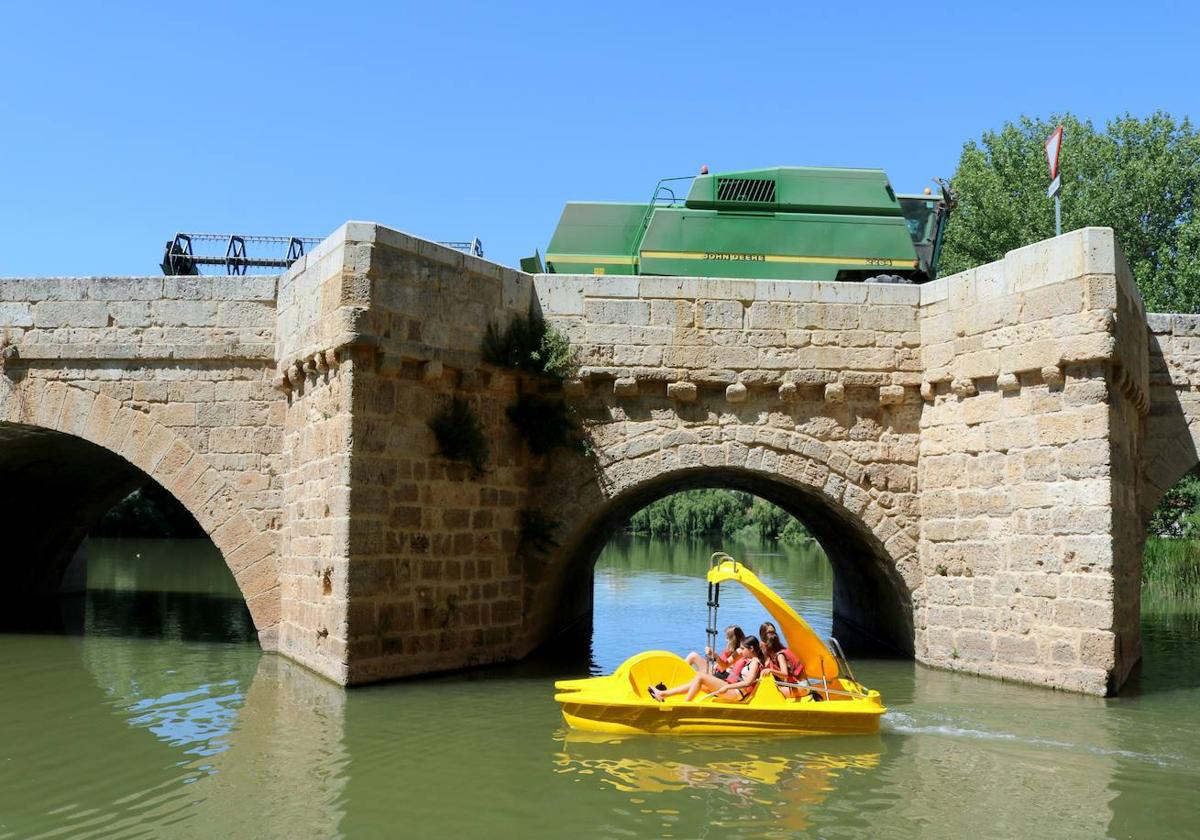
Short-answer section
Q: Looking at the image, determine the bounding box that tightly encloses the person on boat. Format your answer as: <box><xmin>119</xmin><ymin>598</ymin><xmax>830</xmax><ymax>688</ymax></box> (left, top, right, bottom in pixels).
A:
<box><xmin>685</xmin><ymin>624</ymin><xmax>744</xmax><ymax>678</ymax></box>
<box><xmin>650</xmin><ymin>636</ymin><xmax>766</xmax><ymax>703</ymax></box>
<box><xmin>760</xmin><ymin>626</ymin><xmax>804</xmax><ymax>698</ymax></box>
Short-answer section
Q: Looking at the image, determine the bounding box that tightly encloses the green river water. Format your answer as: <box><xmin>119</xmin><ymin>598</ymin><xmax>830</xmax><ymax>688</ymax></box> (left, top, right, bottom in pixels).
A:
<box><xmin>2</xmin><ymin>535</ymin><xmax>1199</xmax><ymax>839</ymax></box>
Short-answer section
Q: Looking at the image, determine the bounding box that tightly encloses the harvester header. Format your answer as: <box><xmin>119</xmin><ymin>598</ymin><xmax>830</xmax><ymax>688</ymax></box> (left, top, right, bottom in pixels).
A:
<box><xmin>539</xmin><ymin>166</ymin><xmax>953</xmax><ymax>284</ymax></box>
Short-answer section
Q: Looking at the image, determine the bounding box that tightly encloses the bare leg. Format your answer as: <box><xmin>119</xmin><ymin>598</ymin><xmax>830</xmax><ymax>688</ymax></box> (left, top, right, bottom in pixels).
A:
<box><xmin>685</xmin><ymin>673</ymin><xmax>729</xmax><ymax>701</ymax></box>
<box><xmin>685</xmin><ymin>651</ymin><xmax>709</xmax><ymax>674</ymax></box>
<box><xmin>654</xmin><ymin>674</ymin><xmax>702</xmax><ymax>700</ymax></box>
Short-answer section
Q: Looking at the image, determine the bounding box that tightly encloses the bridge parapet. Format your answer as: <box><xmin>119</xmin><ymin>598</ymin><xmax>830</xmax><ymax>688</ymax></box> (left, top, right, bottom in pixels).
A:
<box><xmin>537</xmin><ymin>273</ymin><xmax>922</xmax><ymax>404</ymax></box>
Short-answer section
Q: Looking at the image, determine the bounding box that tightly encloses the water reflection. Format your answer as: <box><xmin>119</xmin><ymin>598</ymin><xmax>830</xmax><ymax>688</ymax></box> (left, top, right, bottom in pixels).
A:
<box><xmin>554</xmin><ymin>731</ymin><xmax>883</xmax><ymax>835</ymax></box>
<box><xmin>3</xmin><ymin>535</ymin><xmax>1200</xmax><ymax>838</ymax></box>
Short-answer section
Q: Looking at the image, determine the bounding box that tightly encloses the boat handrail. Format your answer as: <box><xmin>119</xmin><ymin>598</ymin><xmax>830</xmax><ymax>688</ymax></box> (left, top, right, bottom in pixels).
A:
<box><xmin>827</xmin><ymin>636</ymin><xmax>857</xmax><ymax>683</ymax></box>
<box><xmin>769</xmin><ymin>680</ymin><xmax>873</xmax><ymax>701</ymax></box>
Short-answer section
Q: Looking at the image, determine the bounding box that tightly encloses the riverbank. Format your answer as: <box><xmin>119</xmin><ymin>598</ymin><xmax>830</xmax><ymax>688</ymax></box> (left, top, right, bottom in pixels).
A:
<box><xmin>1144</xmin><ymin>537</ymin><xmax>1200</xmax><ymax>599</ymax></box>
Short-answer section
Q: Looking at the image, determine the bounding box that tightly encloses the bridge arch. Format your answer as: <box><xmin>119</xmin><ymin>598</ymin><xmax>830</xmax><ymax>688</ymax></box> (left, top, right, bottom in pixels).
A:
<box><xmin>0</xmin><ymin>379</ymin><xmax>279</xmax><ymax>646</ymax></box>
<box><xmin>536</xmin><ymin>427</ymin><xmax>920</xmax><ymax>657</ymax></box>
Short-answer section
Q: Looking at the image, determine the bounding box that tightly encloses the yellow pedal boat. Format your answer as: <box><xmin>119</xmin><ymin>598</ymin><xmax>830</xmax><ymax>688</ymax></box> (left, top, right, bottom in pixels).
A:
<box><xmin>554</xmin><ymin>555</ymin><xmax>886</xmax><ymax>735</ymax></box>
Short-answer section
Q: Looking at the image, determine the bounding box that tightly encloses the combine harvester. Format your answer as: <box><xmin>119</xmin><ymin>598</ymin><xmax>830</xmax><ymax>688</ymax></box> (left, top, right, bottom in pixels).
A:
<box><xmin>535</xmin><ymin>166</ymin><xmax>953</xmax><ymax>284</ymax></box>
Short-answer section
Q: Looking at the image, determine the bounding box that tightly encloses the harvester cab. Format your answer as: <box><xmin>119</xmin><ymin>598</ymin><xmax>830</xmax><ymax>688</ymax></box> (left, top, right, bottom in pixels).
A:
<box><xmin>540</xmin><ymin>166</ymin><xmax>954</xmax><ymax>284</ymax></box>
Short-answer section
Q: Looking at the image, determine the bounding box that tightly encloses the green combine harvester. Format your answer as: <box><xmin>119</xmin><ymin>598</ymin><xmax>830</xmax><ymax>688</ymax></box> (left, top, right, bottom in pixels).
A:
<box><xmin>533</xmin><ymin>166</ymin><xmax>954</xmax><ymax>284</ymax></box>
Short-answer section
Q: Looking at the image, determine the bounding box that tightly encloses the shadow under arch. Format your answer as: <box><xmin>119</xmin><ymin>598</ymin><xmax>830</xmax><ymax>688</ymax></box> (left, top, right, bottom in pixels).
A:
<box><xmin>547</xmin><ymin>465</ymin><xmax>915</xmax><ymax>658</ymax></box>
<box><xmin>0</xmin><ymin>384</ymin><xmax>279</xmax><ymax>647</ymax></box>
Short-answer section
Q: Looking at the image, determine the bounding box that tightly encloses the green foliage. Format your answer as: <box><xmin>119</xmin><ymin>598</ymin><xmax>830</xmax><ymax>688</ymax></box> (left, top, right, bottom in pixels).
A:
<box><xmin>482</xmin><ymin>309</ymin><xmax>576</xmax><ymax>379</ymax></box>
<box><xmin>518</xmin><ymin>509</ymin><xmax>560</xmax><ymax>582</ymax></box>
<box><xmin>1143</xmin><ymin>537</ymin><xmax>1200</xmax><ymax>599</ymax></box>
<box><xmin>429</xmin><ymin>397</ymin><xmax>489</xmax><ymax>475</ymax></box>
<box><xmin>539</xmin><ymin>324</ymin><xmax>575</xmax><ymax>380</ymax></box>
<box><xmin>626</xmin><ymin>489</ymin><xmax>813</xmax><ymax>544</ymax></box>
<box><xmin>1148</xmin><ymin>475</ymin><xmax>1200</xmax><ymax>538</ymax></box>
<box><xmin>941</xmin><ymin>112</ymin><xmax>1200</xmax><ymax>312</ymax></box>
<box><xmin>519</xmin><ymin>509</ymin><xmax>560</xmax><ymax>554</ymax></box>
<box><xmin>506</xmin><ymin>392</ymin><xmax>576</xmax><ymax>455</ymax></box>
<box><xmin>92</xmin><ymin>483</ymin><xmax>206</xmax><ymax>539</ymax></box>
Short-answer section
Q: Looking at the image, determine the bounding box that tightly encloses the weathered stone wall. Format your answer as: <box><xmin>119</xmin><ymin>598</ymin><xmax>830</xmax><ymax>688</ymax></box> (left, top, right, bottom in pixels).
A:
<box><xmin>529</xmin><ymin>273</ymin><xmax>926</xmax><ymax>657</ymax></box>
<box><xmin>273</xmin><ymin>224</ymin><xmax>538</xmax><ymax>684</ymax></box>
<box><xmin>915</xmin><ymin>228</ymin><xmax>1147</xmax><ymax>693</ymax></box>
<box><xmin>0</xmin><ymin>275</ymin><xmax>283</xmax><ymax>644</ymax></box>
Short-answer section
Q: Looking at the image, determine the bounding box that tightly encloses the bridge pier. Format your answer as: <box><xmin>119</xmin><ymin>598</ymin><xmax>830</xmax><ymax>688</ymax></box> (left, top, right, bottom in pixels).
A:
<box><xmin>0</xmin><ymin>222</ymin><xmax>1188</xmax><ymax>695</ymax></box>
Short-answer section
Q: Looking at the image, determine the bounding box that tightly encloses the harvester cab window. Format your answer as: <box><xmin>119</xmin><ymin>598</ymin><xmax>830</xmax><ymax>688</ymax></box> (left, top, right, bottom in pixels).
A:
<box><xmin>898</xmin><ymin>198</ymin><xmax>937</xmax><ymax>246</ymax></box>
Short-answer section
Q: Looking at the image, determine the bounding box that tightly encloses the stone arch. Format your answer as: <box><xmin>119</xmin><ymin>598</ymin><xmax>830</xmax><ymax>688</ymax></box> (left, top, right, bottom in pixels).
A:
<box><xmin>1140</xmin><ymin>326</ymin><xmax>1200</xmax><ymax>527</ymax></box>
<box><xmin>0</xmin><ymin>379</ymin><xmax>280</xmax><ymax>647</ymax></box>
<box><xmin>533</xmin><ymin>424</ymin><xmax>920</xmax><ymax>657</ymax></box>
<box><xmin>1139</xmin><ymin>389</ymin><xmax>1200</xmax><ymax>530</ymax></box>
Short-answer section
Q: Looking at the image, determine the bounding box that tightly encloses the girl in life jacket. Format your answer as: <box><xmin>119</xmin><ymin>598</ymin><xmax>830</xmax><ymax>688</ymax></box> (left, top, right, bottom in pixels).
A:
<box><xmin>685</xmin><ymin>624</ymin><xmax>744</xmax><ymax>679</ymax></box>
<box><xmin>650</xmin><ymin>637</ymin><xmax>766</xmax><ymax>703</ymax></box>
<box><xmin>760</xmin><ymin>622</ymin><xmax>805</xmax><ymax>698</ymax></box>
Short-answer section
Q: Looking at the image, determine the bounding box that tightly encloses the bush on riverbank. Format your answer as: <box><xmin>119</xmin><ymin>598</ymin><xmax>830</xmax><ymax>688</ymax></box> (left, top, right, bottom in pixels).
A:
<box><xmin>626</xmin><ymin>490</ymin><xmax>813</xmax><ymax>544</ymax></box>
<box><xmin>1148</xmin><ymin>476</ymin><xmax>1200</xmax><ymax>539</ymax></box>
<box><xmin>1143</xmin><ymin>537</ymin><xmax>1200</xmax><ymax>599</ymax></box>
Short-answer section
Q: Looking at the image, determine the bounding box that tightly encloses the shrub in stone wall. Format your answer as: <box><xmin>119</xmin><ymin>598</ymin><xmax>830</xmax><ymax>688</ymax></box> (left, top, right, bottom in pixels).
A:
<box><xmin>506</xmin><ymin>392</ymin><xmax>577</xmax><ymax>456</ymax></box>
<box><xmin>482</xmin><ymin>309</ymin><xmax>575</xmax><ymax>380</ymax></box>
<box><xmin>428</xmin><ymin>396</ymin><xmax>489</xmax><ymax>476</ymax></box>
<box><xmin>518</xmin><ymin>509</ymin><xmax>560</xmax><ymax>581</ymax></box>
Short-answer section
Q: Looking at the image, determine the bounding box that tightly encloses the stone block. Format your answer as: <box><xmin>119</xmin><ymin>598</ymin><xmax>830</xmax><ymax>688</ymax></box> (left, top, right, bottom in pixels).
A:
<box><xmin>951</xmin><ymin>378</ymin><xmax>976</xmax><ymax>398</ymax></box>
<box><xmin>585</xmin><ymin>276</ymin><xmax>640</xmax><ymax>298</ymax></box>
<box><xmin>217</xmin><ymin>301</ymin><xmax>274</xmax><ymax>328</ymax></box>
<box><xmin>879</xmin><ymin>385</ymin><xmax>905</xmax><ymax>405</ymax></box>
<box><xmin>534</xmin><ymin>276</ymin><xmax>586</xmax><ymax>316</ymax></box>
<box><xmin>811</xmin><ymin>282</ymin><xmax>868</xmax><ymax>303</ymax></box>
<box><xmin>667</xmin><ymin>381</ymin><xmax>697</xmax><ymax>402</ymax></box>
<box><xmin>0</xmin><ymin>302</ymin><xmax>33</xmax><ymax>327</ymax></box>
<box><xmin>613</xmin><ymin>377</ymin><xmax>638</xmax><ymax>397</ymax></box>
<box><xmin>649</xmin><ymin>299</ymin><xmax>694</xmax><ymax>327</ymax></box>
<box><xmin>954</xmin><ymin>349</ymin><xmax>999</xmax><ymax>381</ymax></box>
<box><xmin>152</xmin><ymin>300</ymin><xmax>218</xmax><ymax>327</ymax></box>
<box><xmin>725</xmin><ymin>381</ymin><xmax>747</xmax><ymax>403</ymax></box>
<box><xmin>1041</xmin><ymin>365</ymin><xmax>1065</xmax><ymax>388</ymax></box>
<box><xmin>86</xmin><ymin>278</ymin><xmax>163</xmax><ymax>301</ymax></box>
<box><xmin>1144</xmin><ymin>312</ymin><xmax>1171</xmax><ymax>334</ymax></box>
<box><xmin>823</xmin><ymin>382</ymin><xmax>845</xmax><ymax>403</ymax></box>
<box><xmin>35</xmin><ymin>301</ymin><xmax>109</xmax><ymax>328</ymax></box>
<box><xmin>697</xmin><ymin>300</ymin><xmax>743</xmax><ymax>329</ymax></box>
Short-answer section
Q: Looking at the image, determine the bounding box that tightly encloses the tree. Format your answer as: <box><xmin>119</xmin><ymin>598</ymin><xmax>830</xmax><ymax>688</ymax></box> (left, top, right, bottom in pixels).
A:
<box><xmin>940</xmin><ymin>112</ymin><xmax>1200</xmax><ymax>313</ymax></box>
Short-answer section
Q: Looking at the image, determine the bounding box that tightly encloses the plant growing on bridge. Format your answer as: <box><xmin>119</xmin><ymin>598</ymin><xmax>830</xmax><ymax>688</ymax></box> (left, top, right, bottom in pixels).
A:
<box><xmin>429</xmin><ymin>396</ymin><xmax>489</xmax><ymax>476</ymax></box>
<box><xmin>483</xmin><ymin>308</ymin><xmax>576</xmax><ymax>380</ymax></box>
<box><xmin>518</xmin><ymin>509</ymin><xmax>560</xmax><ymax>582</ymax></box>
<box><xmin>506</xmin><ymin>391</ymin><xmax>577</xmax><ymax>456</ymax></box>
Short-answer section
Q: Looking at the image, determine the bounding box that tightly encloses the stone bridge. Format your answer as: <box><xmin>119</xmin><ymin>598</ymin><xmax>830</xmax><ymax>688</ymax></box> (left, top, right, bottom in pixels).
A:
<box><xmin>1</xmin><ymin>223</ymin><xmax>1196</xmax><ymax>695</ymax></box>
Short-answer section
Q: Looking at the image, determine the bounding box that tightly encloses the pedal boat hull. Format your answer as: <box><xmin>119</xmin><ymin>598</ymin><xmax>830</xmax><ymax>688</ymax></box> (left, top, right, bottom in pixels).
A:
<box><xmin>555</xmin><ymin>650</ymin><xmax>885</xmax><ymax>736</ymax></box>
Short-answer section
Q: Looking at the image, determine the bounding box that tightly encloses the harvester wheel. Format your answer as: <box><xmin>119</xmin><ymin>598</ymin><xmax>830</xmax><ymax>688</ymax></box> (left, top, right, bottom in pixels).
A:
<box><xmin>865</xmin><ymin>274</ymin><xmax>911</xmax><ymax>284</ymax></box>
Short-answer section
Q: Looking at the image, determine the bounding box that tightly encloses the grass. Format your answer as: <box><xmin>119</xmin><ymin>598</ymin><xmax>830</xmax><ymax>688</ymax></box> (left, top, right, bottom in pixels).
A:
<box><xmin>1143</xmin><ymin>537</ymin><xmax>1200</xmax><ymax>600</ymax></box>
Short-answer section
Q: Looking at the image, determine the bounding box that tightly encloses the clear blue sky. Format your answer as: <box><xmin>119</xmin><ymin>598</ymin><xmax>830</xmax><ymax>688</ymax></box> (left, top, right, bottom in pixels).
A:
<box><xmin>1</xmin><ymin>1</ymin><xmax>1196</xmax><ymax>276</ymax></box>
